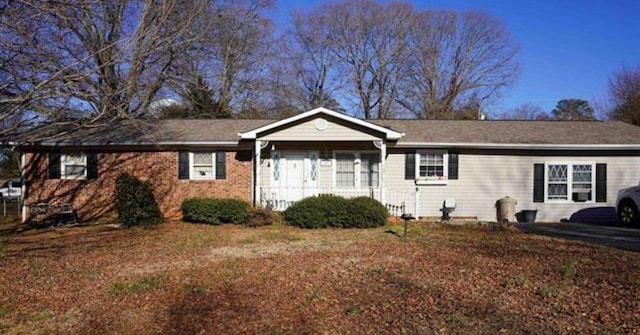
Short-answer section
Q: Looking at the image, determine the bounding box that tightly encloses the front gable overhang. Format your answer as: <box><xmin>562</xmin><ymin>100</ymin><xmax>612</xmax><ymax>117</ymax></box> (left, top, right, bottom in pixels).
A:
<box><xmin>238</xmin><ymin>107</ymin><xmax>404</xmax><ymax>141</ymax></box>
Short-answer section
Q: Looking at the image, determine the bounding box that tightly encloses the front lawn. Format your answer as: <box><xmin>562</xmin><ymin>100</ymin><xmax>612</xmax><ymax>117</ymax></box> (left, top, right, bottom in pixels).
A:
<box><xmin>0</xmin><ymin>220</ymin><xmax>638</xmax><ymax>334</ymax></box>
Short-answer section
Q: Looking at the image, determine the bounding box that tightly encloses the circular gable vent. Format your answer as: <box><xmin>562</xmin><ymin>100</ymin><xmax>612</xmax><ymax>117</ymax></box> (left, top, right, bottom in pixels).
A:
<box><xmin>315</xmin><ymin>118</ymin><xmax>328</xmax><ymax>131</ymax></box>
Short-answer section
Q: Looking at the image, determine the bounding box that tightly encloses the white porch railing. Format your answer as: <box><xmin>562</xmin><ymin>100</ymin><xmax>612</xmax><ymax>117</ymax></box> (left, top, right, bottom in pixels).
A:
<box><xmin>259</xmin><ymin>186</ymin><xmax>414</xmax><ymax>216</ymax></box>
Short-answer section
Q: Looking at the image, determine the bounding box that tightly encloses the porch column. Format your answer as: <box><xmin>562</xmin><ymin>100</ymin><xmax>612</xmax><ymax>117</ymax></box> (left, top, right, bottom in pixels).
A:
<box><xmin>379</xmin><ymin>140</ymin><xmax>386</xmax><ymax>204</ymax></box>
<box><xmin>254</xmin><ymin>140</ymin><xmax>261</xmax><ymax>206</ymax></box>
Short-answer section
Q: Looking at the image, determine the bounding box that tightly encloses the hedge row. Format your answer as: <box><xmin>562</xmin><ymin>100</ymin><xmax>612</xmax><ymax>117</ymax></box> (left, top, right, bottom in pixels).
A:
<box><xmin>181</xmin><ymin>195</ymin><xmax>388</xmax><ymax>229</ymax></box>
<box><xmin>181</xmin><ymin>198</ymin><xmax>251</xmax><ymax>225</ymax></box>
<box><xmin>283</xmin><ymin>195</ymin><xmax>388</xmax><ymax>229</ymax></box>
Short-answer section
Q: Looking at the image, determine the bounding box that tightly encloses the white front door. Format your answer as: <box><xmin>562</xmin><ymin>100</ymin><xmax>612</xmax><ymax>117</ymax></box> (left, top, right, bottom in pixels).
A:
<box><xmin>285</xmin><ymin>152</ymin><xmax>305</xmax><ymax>201</ymax></box>
<box><xmin>268</xmin><ymin>151</ymin><xmax>319</xmax><ymax>207</ymax></box>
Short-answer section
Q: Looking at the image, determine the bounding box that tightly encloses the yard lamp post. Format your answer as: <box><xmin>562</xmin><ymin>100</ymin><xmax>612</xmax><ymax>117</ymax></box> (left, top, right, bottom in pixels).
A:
<box><xmin>400</xmin><ymin>213</ymin><xmax>415</xmax><ymax>238</ymax></box>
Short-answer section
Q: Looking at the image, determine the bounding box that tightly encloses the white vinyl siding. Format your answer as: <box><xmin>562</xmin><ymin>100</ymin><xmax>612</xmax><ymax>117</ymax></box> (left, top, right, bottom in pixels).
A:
<box><xmin>260</xmin><ymin>118</ymin><xmax>379</xmax><ymax>141</ymax></box>
<box><xmin>384</xmin><ymin>150</ymin><xmax>638</xmax><ymax>222</ymax></box>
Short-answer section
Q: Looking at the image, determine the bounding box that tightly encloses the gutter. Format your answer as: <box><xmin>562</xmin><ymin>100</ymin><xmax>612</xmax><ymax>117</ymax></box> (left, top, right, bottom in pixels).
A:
<box><xmin>393</xmin><ymin>142</ymin><xmax>640</xmax><ymax>150</ymax></box>
<box><xmin>16</xmin><ymin>141</ymin><xmax>242</xmax><ymax>148</ymax></box>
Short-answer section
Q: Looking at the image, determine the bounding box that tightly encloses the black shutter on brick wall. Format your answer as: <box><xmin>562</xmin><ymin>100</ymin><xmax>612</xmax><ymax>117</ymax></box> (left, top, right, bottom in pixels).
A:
<box><xmin>86</xmin><ymin>152</ymin><xmax>98</xmax><ymax>179</ymax></box>
<box><xmin>215</xmin><ymin>152</ymin><xmax>226</xmax><ymax>179</ymax></box>
<box><xmin>178</xmin><ymin>151</ymin><xmax>189</xmax><ymax>179</ymax></box>
<box><xmin>596</xmin><ymin>163</ymin><xmax>607</xmax><ymax>202</ymax></box>
<box><xmin>533</xmin><ymin>163</ymin><xmax>544</xmax><ymax>203</ymax></box>
<box><xmin>48</xmin><ymin>152</ymin><xmax>61</xmax><ymax>179</ymax></box>
<box><xmin>404</xmin><ymin>152</ymin><xmax>415</xmax><ymax>180</ymax></box>
<box><xmin>448</xmin><ymin>153</ymin><xmax>458</xmax><ymax>180</ymax></box>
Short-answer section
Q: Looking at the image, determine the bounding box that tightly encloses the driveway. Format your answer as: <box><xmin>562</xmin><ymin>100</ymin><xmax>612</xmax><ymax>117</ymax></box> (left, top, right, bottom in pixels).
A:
<box><xmin>517</xmin><ymin>222</ymin><xmax>640</xmax><ymax>252</ymax></box>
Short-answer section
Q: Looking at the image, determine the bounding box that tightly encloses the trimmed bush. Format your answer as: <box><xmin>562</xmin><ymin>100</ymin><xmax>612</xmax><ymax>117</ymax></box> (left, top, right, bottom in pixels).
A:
<box><xmin>115</xmin><ymin>174</ymin><xmax>163</xmax><ymax>227</ymax></box>
<box><xmin>349</xmin><ymin>196</ymin><xmax>390</xmax><ymax>228</ymax></box>
<box><xmin>181</xmin><ymin>198</ymin><xmax>250</xmax><ymax>224</ymax></box>
<box><xmin>245</xmin><ymin>207</ymin><xmax>275</xmax><ymax>227</ymax></box>
<box><xmin>283</xmin><ymin>195</ymin><xmax>388</xmax><ymax>229</ymax></box>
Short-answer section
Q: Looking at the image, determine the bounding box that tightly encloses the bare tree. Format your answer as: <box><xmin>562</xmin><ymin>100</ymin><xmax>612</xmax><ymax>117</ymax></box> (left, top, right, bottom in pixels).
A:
<box><xmin>397</xmin><ymin>10</ymin><xmax>520</xmax><ymax>119</ymax></box>
<box><xmin>294</xmin><ymin>0</ymin><xmax>413</xmax><ymax>119</ymax></box>
<box><xmin>169</xmin><ymin>0</ymin><xmax>275</xmax><ymax>117</ymax></box>
<box><xmin>267</xmin><ymin>11</ymin><xmax>346</xmax><ymax>114</ymax></box>
<box><xmin>608</xmin><ymin>64</ymin><xmax>640</xmax><ymax>126</ymax></box>
<box><xmin>493</xmin><ymin>103</ymin><xmax>550</xmax><ymax>120</ymax></box>
<box><xmin>0</xmin><ymin>0</ymin><xmax>210</xmax><ymax>136</ymax></box>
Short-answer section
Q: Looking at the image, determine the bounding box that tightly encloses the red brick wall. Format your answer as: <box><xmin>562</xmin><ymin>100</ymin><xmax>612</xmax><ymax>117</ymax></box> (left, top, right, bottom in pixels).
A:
<box><xmin>24</xmin><ymin>150</ymin><xmax>253</xmax><ymax>221</ymax></box>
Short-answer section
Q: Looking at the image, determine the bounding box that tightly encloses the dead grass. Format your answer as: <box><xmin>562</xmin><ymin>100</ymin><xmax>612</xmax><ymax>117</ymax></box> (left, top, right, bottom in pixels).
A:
<box><xmin>0</xmin><ymin>220</ymin><xmax>639</xmax><ymax>334</ymax></box>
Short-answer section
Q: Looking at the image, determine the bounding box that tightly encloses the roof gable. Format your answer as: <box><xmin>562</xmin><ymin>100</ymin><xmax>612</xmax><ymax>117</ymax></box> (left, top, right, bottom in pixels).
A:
<box><xmin>238</xmin><ymin>107</ymin><xmax>403</xmax><ymax>141</ymax></box>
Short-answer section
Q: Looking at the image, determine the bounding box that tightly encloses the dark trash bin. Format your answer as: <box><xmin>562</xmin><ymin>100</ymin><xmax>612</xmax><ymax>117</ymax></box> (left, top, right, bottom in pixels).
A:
<box><xmin>521</xmin><ymin>209</ymin><xmax>537</xmax><ymax>223</ymax></box>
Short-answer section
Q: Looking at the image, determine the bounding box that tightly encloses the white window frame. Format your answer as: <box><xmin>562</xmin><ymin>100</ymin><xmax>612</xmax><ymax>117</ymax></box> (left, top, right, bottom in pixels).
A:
<box><xmin>544</xmin><ymin>162</ymin><xmax>596</xmax><ymax>203</ymax></box>
<box><xmin>415</xmin><ymin>151</ymin><xmax>448</xmax><ymax>185</ymax></box>
<box><xmin>189</xmin><ymin>152</ymin><xmax>216</xmax><ymax>180</ymax></box>
<box><xmin>332</xmin><ymin>151</ymin><xmax>380</xmax><ymax>188</ymax></box>
<box><xmin>61</xmin><ymin>152</ymin><xmax>87</xmax><ymax>180</ymax></box>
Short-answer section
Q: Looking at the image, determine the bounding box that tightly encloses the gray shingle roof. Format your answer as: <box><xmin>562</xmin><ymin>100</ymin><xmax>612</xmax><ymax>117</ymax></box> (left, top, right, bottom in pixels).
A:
<box><xmin>20</xmin><ymin>118</ymin><xmax>640</xmax><ymax>147</ymax></box>
<box><xmin>370</xmin><ymin>120</ymin><xmax>640</xmax><ymax>145</ymax></box>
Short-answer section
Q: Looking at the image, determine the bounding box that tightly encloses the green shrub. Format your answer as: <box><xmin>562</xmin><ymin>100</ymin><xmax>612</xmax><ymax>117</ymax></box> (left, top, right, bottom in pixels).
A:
<box><xmin>181</xmin><ymin>198</ymin><xmax>221</xmax><ymax>225</ymax></box>
<box><xmin>245</xmin><ymin>207</ymin><xmax>275</xmax><ymax>227</ymax></box>
<box><xmin>115</xmin><ymin>174</ymin><xmax>163</xmax><ymax>227</ymax></box>
<box><xmin>181</xmin><ymin>198</ymin><xmax>250</xmax><ymax>224</ymax></box>
<box><xmin>283</xmin><ymin>195</ymin><xmax>388</xmax><ymax>229</ymax></box>
<box><xmin>349</xmin><ymin>196</ymin><xmax>389</xmax><ymax>228</ymax></box>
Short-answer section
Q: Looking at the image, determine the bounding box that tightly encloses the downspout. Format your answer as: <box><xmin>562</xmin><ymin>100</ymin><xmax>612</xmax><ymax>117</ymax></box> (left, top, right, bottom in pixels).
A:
<box><xmin>20</xmin><ymin>152</ymin><xmax>26</xmax><ymax>223</ymax></box>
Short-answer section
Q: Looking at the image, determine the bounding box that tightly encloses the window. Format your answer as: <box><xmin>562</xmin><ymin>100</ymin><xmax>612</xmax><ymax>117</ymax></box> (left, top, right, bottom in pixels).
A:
<box><xmin>334</xmin><ymin>152</ymin><xmax>380</xmax><ymax>188</ymax></box>
<box><xmin>61</xmin><ymin>153</ymin><xmax>87</xmax><ymax>179</ymax></box>
<box><xmin>360</xmin><ymin>153</ymin><xmax>380</xmax><ymax>187</ymax></box>
<box><xmin>190</xmin><ymin>152</ymin><xmax>215</xmax><ymax>179</ymax></box>
<box><xmin>415</xmin><ymin>151</ymin><xmax>448</xmax><ymax>184</ymax></box>
<box><xmin>335</xmin><ymin>153</ymin><xmax>355</xmax><ymax>187</ymax></box>
<box><xmin>178</xmin><ymin>151</ymin><xmax>225</xmax><ymax>180</ymax></box>
<box><xmin>545</xmin><ymin>163</ymin><xmax>595</xmax><ymax>202</ymax></box>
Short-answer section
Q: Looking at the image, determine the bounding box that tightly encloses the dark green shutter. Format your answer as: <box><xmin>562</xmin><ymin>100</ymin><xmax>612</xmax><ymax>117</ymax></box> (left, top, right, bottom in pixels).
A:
<box><xmin>48</xmin><ymin>152</ymin><xmax>61</xmax><ymax>179</ymax></box>
<box><xmin>533</xmin><ymin>164</ymin><xmax>544</xmax><ymax>203</ymax></box>
<box><xmin>178</xmin><ymin>151</ymin><xmax>189</xmax><ymax>179</ymax></box>
<box><xmin>215</xmin><ymin>152</ymin><xmax>226</xmax><ymax>179</ymax></box>
<box><xmin>404</xmin><ymin>152</ymin><xmax>415</xmax><ymax>180</ymax></box>
<box><xmin>86</xmin><ymin>152</ymin><xmax>98</xmax><ymax>179</ymax></box>
<box><xmin>448</xmin><ymin>153</ymin><xmax>458</xmax><ymax>180</ymax></box>
<box><xmin>596</xmin><ymin>163</ymin><xmax>607</xmax><ymax>202</ymax></box>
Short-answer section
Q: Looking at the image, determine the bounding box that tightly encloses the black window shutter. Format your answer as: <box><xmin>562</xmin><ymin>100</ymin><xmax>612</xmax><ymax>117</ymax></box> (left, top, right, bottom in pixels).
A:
<box><xmin>48</xmin><ymin>152</ymin><xmax>61</xmax><ymax>179</ymax></box>
<box><xmin>86</xmin><ymin>152</ymin><xmax>98</xmax><ymax>179</ymax></box>
<box><xmin>533</xmin><ymin>164</ymin><xmax>544</xmax><ymax>203</ymax></box>
<box><xmin>178</xmin><ymin>151</ymin><xmax>189</xmax><ymax>179</ymax></box>
<box><xmin>404</xmin><ymin>152</ymin><xmax>415</xmax><ymax>180</ymax></box>
<box><xmin>448</xmin><ymin>153</ymin><xmax>459</xmax><ymax>180</ymax></box>
<box><xmin>596</xmin><ymin>163</ymin><xmax>607</xmax><ymax>203</ymax></box>
<box><xmin>216</xmin><ymin>152</ymin><xmax>226</xmax><ymax>179</ymax></box>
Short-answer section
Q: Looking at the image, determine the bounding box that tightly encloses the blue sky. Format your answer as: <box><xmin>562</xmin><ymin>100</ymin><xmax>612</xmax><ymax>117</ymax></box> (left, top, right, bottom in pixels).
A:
<box><xmin>270</xmin><ymin>0</ymin><xmax>640</xmax><ymax>115</ymax></box>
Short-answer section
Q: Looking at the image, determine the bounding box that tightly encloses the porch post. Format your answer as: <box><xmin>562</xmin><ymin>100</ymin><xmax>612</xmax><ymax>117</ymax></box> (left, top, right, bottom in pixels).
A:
<box><xmin>254</xmin><ymin>140</ymin><xmax>261</xmax><ymax>206</ymax></box>
<box><xmin>380</xmin><ymin>140</ymin><xmax>386</xmax><ymax>205</ymax></box>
